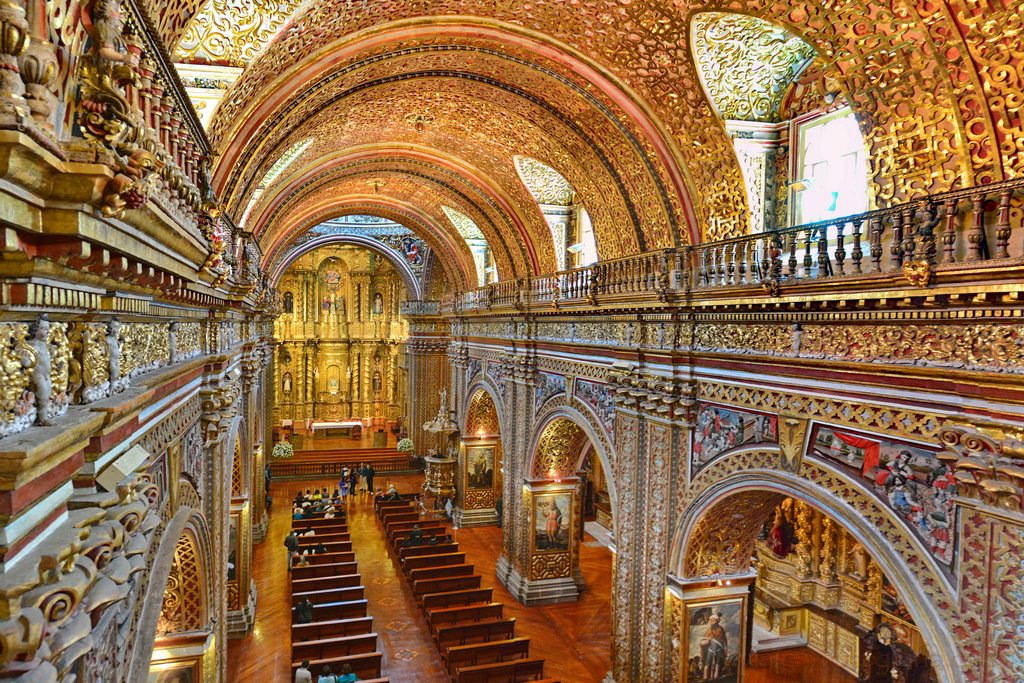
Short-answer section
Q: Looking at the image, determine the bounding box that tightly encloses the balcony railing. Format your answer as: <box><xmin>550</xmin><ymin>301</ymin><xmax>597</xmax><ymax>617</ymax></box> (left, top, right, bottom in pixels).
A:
<box><xmin>438</xmin><ymin>177</ymin><xmax>1024</xmax><ymax>314</ymax></box>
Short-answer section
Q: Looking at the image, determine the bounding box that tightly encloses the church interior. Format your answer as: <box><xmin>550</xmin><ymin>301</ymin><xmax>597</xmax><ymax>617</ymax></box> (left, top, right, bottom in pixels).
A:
<box><xmin>0</xmin><ymin>1</ymin><xmax>1020</xmax><ymax>682</ymax></box>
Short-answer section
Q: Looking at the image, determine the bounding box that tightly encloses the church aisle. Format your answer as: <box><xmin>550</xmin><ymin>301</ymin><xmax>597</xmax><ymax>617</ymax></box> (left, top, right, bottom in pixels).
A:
<box><xmin>229</xmin><ymin>479</ymin><xmax>449</xmax><ymax>682</ymax></box>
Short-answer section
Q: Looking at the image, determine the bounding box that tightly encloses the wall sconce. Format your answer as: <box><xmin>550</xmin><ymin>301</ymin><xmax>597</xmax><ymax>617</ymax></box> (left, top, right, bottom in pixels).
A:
<box><xmin>788</xmin><ymin>178</ymin><xmax>812</xmax><ymax>192</ymax></box>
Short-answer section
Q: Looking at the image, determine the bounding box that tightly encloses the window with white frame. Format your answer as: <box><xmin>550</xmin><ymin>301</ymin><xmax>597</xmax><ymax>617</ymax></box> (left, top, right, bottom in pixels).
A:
<box><xmin>793</xmin><ymin>108</ymin><xmax>868</xmax><ymax>226</ymax></box>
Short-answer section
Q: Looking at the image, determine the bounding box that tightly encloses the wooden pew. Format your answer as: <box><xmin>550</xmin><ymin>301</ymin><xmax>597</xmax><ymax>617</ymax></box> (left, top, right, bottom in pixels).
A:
<box><xmin>375</xmin><ymin>494</ymin><xmax>419</xmax><ymax>512</ymax></box>
<box><xmin>292</xmin><ymin>585</ymin><xmax>364</xmax><ymax>605</ymax></box>
<box><xmin>291</xmin><ymin>632</ymin><xmax>378</xmax><ymax>662</ymax></box>
<box><xmin>297</xmin><ymin>532</ymin><xmax>351</xmax><ymax>544</ymax></box>
<box><xmin>400</xmin><ymin>543</ymin><xmax>457</xmax><ymax>559</ymax></box>
<box><xmin>421</xmin><ymin>588</ymin><xmax>493</xmax><ymax>612</ymax></box>
<box><xmin>290</xmin><ymin>652</ymin><xmax>382</xmax><ymax>681</ymax></box>
<box><xmin>390</xmin><ymin>525</ymin><xmax>447</xmax><ymax>545</ymax></box>
<box><xmin>295</xmin><ymin>551</ymin><xmax>355</xmax><ymax>566</ymax></box>
<box><xmin>446</xmin><ymin>638</ymin><xmax>531</xmax><ymax>676</ymax></box>
<box><xmin>291</xmin><ymin>519</ymin><xmax>350</xmax><ymax>531</ymax></box>
<box><xmin>379</xmin><ymin>502</ymin><xmax>417</xmax><ymax>517</ymax></box>
<box><xmin>382</xmin><ymin>512</ymin><xmax>421</xmax><ymax>527</ymax></box>
<box><xmin>427</xmin><ymin>603</ymin><xmax>504</xmax><ymax>633</ymax></box>
<box><xmin>408</xmin><ymin>564</ymin><xmax>474</xmax><ymax>584</ymax></box>
<box><xmin>292</xmin><ymin>561</ymin><xmax>357</xmax><ymax>580</ymax></box>
<box><xmin>402</xmin><ymin>552</ymin><xmax>466</xmax><ymax>573</ymax></box>
<box><xmin>413</xmin><ymin>575</ymin><xmax>482</xmax><ymax>601</ymax></box>
<box><xmin>453</xmin><ymin>657</ymin><xmax>546</xmax><ymax>683</ymax></box>
<box><xmin>293</xmin><ymin>599</ymin><xmax>368</xmax><ymax>624</ymax></box>
<box><xmin>436</xmin><ymin>618</ymin><xmax>516</xmax><ymax>653</ymax></box>
<box><xmin>292</xmin><ymin>616</ymin><xmax>373</xmax><ymax>642</ymax></box>
<box><xmin>294</xmin><ymin>540</ymin><xmax>353</xmax><ymax>554</ymax></box>
<box><xmin>291</xmin><ymin>574</ymin><xmax>362</xmax><ymax>593</ymax></box>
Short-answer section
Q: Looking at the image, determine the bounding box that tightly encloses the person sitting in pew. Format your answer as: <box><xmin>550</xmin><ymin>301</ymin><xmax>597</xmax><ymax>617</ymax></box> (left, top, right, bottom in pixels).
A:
<box><xmin>318</xmin><ymin>665</ymin><xmax>337</xmax><ymax>683</ymax></box>
<box><xmin>294</xmin><ymin>555</ymin><xmax>310</xmax><ymax>568</ymax></box>
<box><xmin>313</xmin><ymin>542</ymin><xmax>328</xmax><ymax>554</ymax></box>
<box><xmin>384</xmin><ymin>485</ymin><xmax>402</xmax><ymax>501</ymax></box>
<box><xmin>401</xmin><ymin>525</ymin><xmax>424</xmax><ymax>547</ymax></box>
<box><xmin>427</xmin><ymin>534</ymin><xmax>439</xmax><ymax>545</ymax></box>
<box><xmin>294</xmin><ymin>597</ymin><xmax>314</xmax><ymax>624</ymax></box>
<box><xmin>292</xmin><ymin>506</ymin><xmax>304</xmax><ymax>520</ymax></box>
<box><xmin>300</xmin><ymin>526</ymin><xmax>315</xmax><ymax>537</ymax></box>
<box><xmin>324</xmin><ymin>503</ymin><xmax>336</xmax><ymax>513</ymax></box>
<box><xmin>324</xmin><ymin>510</ymin><xmax>336</xmax><ymax>520</ymax></box>
<box><xmin>337</xmin><ymin>663</ymin><xmax>358</xmax><ymax>683</ymax></box>
<box><xmin>295</xmin><ymin>659</ymin><xmax>313</xmax><ymax>683</ymax></box>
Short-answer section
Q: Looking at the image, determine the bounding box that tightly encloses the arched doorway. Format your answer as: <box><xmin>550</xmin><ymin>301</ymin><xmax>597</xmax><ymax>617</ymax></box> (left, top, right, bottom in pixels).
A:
<box><xmin>148</xmin><ymin>520</ymin><xmax>214</xmax><ymax>682</ymax></box>
<box><xmin>673</xmin><ymin>485</ymin><xmax>947</xmax><ymax>683</ymax></box>
<box><xmin>458</xmin><ymin>386</ymin><xmax>504</xmax><ymax>527</ymax></box>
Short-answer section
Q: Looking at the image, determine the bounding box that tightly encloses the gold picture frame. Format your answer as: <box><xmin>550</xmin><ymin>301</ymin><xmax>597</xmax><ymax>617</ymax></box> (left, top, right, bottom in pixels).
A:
<box><xmin>681</xmin><ymin>596</ymin><xmax>747</xmax><ymax>683</ymax></box>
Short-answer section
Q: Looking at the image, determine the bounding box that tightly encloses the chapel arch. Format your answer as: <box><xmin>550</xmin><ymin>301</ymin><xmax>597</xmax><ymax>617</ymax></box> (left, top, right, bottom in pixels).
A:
<box><xmin>456</xmin><ymin>386</ymin><xmax>505</xmax><ymax>527</ymax></box>
<box><xmin>673</xmin><ymin>478</ymin><xmax>956</xmax><ymax>682</ymax></box>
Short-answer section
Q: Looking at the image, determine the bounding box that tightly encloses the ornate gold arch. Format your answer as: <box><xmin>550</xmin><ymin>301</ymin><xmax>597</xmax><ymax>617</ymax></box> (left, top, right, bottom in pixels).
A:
<box><xmin>157</xmin><ymin>528</ymin><xmax>208</xmax><ymax>634</ymax></box>
<box><xmin>464</xmin><ymin>388</ymin><xmax>500</xmax><ymax>437</ymax></box>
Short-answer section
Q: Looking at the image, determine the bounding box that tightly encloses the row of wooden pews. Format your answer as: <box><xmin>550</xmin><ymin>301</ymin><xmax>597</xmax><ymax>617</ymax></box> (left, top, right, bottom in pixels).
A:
<box><xmin>289</xmin><ymin>506</ymin><xmax>389</xmax><ymax>683</ymax></box>
<box><xmin>375</xmin><ymin>495</ymin><xmax>560</xmax><ymax>683</ymax></box>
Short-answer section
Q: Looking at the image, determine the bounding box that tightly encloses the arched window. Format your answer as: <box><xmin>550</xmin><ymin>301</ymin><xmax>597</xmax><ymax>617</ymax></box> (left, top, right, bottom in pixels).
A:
<box><xmin>793</xmin><ymin>108</ymin><xmax>868</xmax><ymax>225</ymax></box>
<box><xmin>513</xmin><ymin>156</ymin><xmax>597</xmax><ymax>269</ymax></box>
<box><xmin>441</xmin><ymin>206</ymin><xmax>495</xmax><ymax>286</ymax></box>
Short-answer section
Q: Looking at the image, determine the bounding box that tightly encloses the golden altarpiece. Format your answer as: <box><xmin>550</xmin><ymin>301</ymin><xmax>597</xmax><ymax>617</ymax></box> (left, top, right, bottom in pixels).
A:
<box><xmin>273</xmin><ymin>244</ymin><xmax>408</xmax><ymax>428</ymax></box>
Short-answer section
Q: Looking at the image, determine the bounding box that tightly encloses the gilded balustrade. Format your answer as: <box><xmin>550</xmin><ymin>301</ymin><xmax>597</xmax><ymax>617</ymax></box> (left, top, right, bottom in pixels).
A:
<box><xmin>440</xmin><ymin>178</ymin><xmax>1024</xmax><ymax>314</ymax></box>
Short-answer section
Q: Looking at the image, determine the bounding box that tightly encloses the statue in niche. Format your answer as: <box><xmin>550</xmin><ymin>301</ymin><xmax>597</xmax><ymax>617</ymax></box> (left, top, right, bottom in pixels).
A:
<box><xmin>372</xmin><ymin>371</ymin><xmax>382</xmax><ymax>393</ymax></box>
<box><xmin>335</xmin><ymin>296</ymin><xmax>345</xmax><ymax>314</ymax></box>
<box><xmin>282</xmin><ymin>372</ymin><xmax>292</xmax><ymax>394</ymax></box>
<box><xmin>26</xmin><ymin>315</ymin><xmax>53</xmax><ymax>426</ymax></box>
<box><xmin>373</xmin><ymin>292</ymin><xmax>384</xmax><ymax>315</ymax></box>
<box><xmin>168</xmin><ymin>321</ymin><xmax>178</xmax><ymax>363</ymax></box>
<box><xmin>322</xmin><ymin>296</ymin><xmax>331</xmax><ymax>311</ymax></box>
<box><xmin>848</xmin><ymin>541</ymin><xmax>869</xmax><ymax>578</ymax></box>
<box><xmin>283</xmin><ymin>292</ymin><xmax>294</xmax><ymax>314</ymax></box>
<box><xmin>106</xmin><ymin>318</ymin><xmax>123</xmax><ymax>391</ymax></box>
<box><xmin>766</xmin><ymin>506</ymin><xmax>797</xmax><ymax>558</ymax></box>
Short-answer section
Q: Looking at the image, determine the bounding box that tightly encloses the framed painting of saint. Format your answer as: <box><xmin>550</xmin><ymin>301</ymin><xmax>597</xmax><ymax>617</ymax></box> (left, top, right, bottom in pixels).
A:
<box><xmin>532</xmin><ymin>492</ymin><xmax>571</xmax><ymax>553</ymax></box>
<box><xmin>466</xmin><ymin>445</ymin><xmax>494</xmax><ymax>490</ymax></box>
<box><xmin>683</xmin><ymin>597</ymin><xmax>745</xmax><ymax>683</ymax></box>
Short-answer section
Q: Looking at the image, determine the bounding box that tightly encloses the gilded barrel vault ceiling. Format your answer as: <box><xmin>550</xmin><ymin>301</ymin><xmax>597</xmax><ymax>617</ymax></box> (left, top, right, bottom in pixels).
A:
<box><xmin>692</xmin><ymin>13</ymin><xmax>817</xmax><ymax>123</ymax></box>
<box><xmin>155</xmin><ymin>0</ymin><xmax>1021</xmax><ymax>257</ymax></box>
<box><xmin>262</xmin><ymin>165</ymin><xmax>508</xmax><ymax>283</ymax></box>
<box><xmin>224</xmin><ymin>45</ymin><xmax>683</xmax><ymax>264</ymax></box>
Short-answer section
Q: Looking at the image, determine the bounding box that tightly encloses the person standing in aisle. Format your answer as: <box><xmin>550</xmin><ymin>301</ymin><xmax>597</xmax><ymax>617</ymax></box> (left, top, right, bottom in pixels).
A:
<box><xmin>365</xmin><ymin>463</ymin><xmax>375</xmax><ymax>494</ymax></box>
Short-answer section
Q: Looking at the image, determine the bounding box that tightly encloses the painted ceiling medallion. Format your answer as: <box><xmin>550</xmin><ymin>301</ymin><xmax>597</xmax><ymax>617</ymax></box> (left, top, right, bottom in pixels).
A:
<box><xmin>404</xmin><ymin>112</ymin><xmax>435</xmax><ymax>133</ymax></box>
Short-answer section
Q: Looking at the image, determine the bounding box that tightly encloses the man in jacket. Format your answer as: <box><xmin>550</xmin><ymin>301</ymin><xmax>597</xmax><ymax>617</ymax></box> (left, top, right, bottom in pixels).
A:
<box><xmin>284</xmin><ymin>531</ymin><xmax>299</xmax><ymax>571</ymax></box>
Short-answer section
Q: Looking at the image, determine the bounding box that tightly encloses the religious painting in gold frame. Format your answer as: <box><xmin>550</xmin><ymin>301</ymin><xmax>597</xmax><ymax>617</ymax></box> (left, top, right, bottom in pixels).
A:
<box><xmin>532</xmin><ymin>492</ymin><xmax>571</xmax><ymax>553</ymax></box>
<box><xmin>465</xmin><ymin>445</ymin><xmax>495</xmax><ymax>490</ymax></box>
<box><xmin>682</xmin><ymin>597</ymin><xmax>746</xmax><ymax>683</ymax></box>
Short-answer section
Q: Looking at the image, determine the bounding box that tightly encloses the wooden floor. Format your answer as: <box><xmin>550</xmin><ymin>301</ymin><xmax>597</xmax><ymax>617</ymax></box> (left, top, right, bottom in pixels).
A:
<box><xmin>229</xmin><ymin>472</ymin><xmax>851</xmax><ymax>682</ymax></box>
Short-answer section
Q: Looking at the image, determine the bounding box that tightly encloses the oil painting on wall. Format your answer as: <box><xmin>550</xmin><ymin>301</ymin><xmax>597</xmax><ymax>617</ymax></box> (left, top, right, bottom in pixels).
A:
<box><xmin>685</xmin><ymin>599</ymin><xmax>744</xmax><ymax>683</ymax></box>
<box><xmin>810</xmin><ymin>425</ymin><xmax>956</xmax><ymax>566</ymax></box>
<box><xmin>466</xmin><ymin>445</ymin><xmax>495</xmax><ymax>490</ymax></box>
<box><xmin>692</xmin><ymin>403</ymin><xmax>778</xmax><ymax>476</ymax></box>
<box><xmin>533</xmin><ymin>492</ymin><xmax>571</xmax><ymax>553</ymax></box>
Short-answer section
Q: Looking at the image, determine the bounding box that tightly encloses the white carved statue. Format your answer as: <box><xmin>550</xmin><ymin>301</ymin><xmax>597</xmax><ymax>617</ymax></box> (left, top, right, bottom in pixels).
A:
<box><xmin>27</xmin><ymin>315</ymin><xmax>52</xmax><ymax>426</ymax></box>
<box><xmin>107</xmin><ymin>318</ymin><xmax>122</xmax><ymax>389</ymax></box>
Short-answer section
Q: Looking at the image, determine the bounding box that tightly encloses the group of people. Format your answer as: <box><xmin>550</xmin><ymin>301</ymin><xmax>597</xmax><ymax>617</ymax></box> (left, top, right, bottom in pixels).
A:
<box><xmin>294</xmin><ymin>659</ymin><xmax>358</xmax><ymax>683</ymax></box>
<box><xmin>292</xmin><ymin>488</ymin><xmax>344</xmax><ymax>520</ymax></box>
<box><xmin>338</xmin><ymin>463</ymin><xmax>376</xmax><ymax>500</ymax></box>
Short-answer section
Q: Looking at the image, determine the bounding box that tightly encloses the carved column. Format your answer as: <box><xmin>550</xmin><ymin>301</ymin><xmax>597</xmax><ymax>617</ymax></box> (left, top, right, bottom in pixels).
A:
<box><xmin>608</xmin><ymin>371</ymin><xmax>691</xmax><ymax>682</ymax></box>
<box><xmin>405</xmin><ymin>315</ymin><xmax>450</xmax><ymax>456</ymax></box>
<box><xmin>199</xmin><ymin>366</ymin><xmax>240</xmax><ymax>679</ymax></box>
<box><xmin>251</xmin><ymin>342</ymin><xmax>272</xmax><ymax>542</ymax></box>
